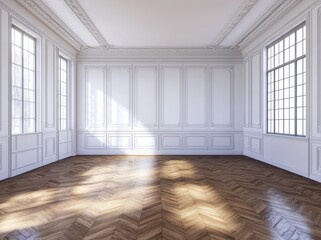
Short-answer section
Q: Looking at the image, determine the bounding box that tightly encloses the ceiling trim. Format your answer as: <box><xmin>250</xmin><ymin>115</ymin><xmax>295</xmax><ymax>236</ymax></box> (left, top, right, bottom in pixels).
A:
<box><xmin>212</xmin><ymin>0</ymin><xmax>259</xmax><ymax>46</ymax></box>
<box><xmin>77</xmin><ymin>46</ymin><xmax>243</xmax><ymax>62</ymax></box>
<box><xmin>236</xmin><ymin>0</ymin><xmax>301</xmax><ymax>48</ymax></box>
<box><xmin>79</xmin><ymin>46</ymin><xmax>239</xmax><ymax>55</ymax></box>
<box><xmin>17</xmin><ymin>0</ymin><xmax>85</xmax><ymax>50</ymax></box>
<box><xmin>64</xmin><ymin>0</ymin><xmax>109</xmax><ymax>48</ymax></box>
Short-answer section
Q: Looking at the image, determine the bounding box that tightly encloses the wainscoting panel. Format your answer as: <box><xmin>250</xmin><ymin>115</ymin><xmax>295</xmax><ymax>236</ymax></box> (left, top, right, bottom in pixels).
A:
<box><xmin>85</xmin><ymin>66</ymin><xmax>106</xmax><ymax>129</ymax></box>
<box><xmin>108</xmin><ymin>134</ymin><xmax>132</xmax><ymax>151</ymax></box>
<box><xmin>77</xmin><ymin>62</ymin><xmax>243</xmax><ymax>155</ymax></box>
<box><xmin>185</xmin><ymin>67</ymin><xmax>207</xmax><ymax>128</ymax></box>
<box><xmin>43</xmin><ymin>41</ymin><xmax>56</xmax><ymax>130</ymax></box>
<box><xmin>212</xmin><ymin>68</ymin><xmax>233</xmax><ymax>128</ymax></box>
<box><xmin>43</xmin><ymin>132</ymin><xmax>57</xmax><ymax>165</ymax></box>
<box><xmin>108</xmin><ymin>66</ymin><xmax>132</xmax><ymax>129</ymax></box>
<box><xmin>251</xmin><ymin>53</ymin><xmax>261</xmax><ymax>129</ymax></box>
<box><xmin>134</xmin><ymin>66</ymin><xmax>158</xmax><ymax>129</ymax></box>
<box><xmin>160</xmin><ymin>134</ymin><xmax>183</xmax><ymax>150</ymax></box>
<box><xmin>211</xmin><ymin>134</ymin><xmax>234</xmax><ymax>150</ymax></box>
<box><xmin>160</xmin><ymin>66</ymin><xmax>182</xmax><ymax>128</ymax></box>
<box><xmin>184</xmin><ymin>134</ymin><xmax>208</xmax><ymax>150</ymax></box>
<box><xmin>59</xmin><ymin>130</ymin><xmax>73</xmax><ymax>160</ymax></box>
<box><xmin>0</xmin><ymin>137</ymin><xmax>8</xmax><ymax>180</ymax></box>
<box><xmin>134</xmin><ymin>134</ymin><xmax>159</xmax><ymax>153</ymax></box>
<box><xmin>243</xmin><ymin>133</ymin><xmax>263</xmax><ymax>160</ymax></box>
<box><xmin>310</xmin><ymin>141</ymin><xmax>321</xmax><ymax>182</ymax></box>
<box><xmin>12</xmin><ymin>133</ymin><xmax>42</xmax><ymax>176</ymax></box>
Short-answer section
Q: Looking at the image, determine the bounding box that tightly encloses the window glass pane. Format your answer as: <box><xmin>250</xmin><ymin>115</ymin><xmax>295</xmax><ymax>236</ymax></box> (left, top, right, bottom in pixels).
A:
<box><xmin>59</xmin><ymin>57</ymin><xmax>68</xmax><ymax>130</ymax></box>
<box><xmin>267</xmin><ymin>24</ymin><xmax>306</xmax><ymax>136</ymax></box>
<box><xmin>11</xmin><ymin>27</ymin><xmax>36</xmax><ymax>134</ymax></box>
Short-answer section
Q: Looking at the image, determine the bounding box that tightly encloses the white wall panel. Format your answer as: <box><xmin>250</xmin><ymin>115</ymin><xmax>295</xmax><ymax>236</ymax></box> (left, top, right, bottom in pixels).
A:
<box><xmin>17</xmin><ymin>149</ymin><xmax>38</xmax><ymax>169</ymax></box>
<box><xmin>0</xmin><ymin>138</ymin><xmax>8</xmax><ymax>180</ymax></box>
<box><xmin>85</xmin><ymin>67</ymin><xmax>106</xmax><ymax>129</ymax></box>
<box><xmin>134</xmin><ymin>134</ymin><xmax>158</xmax><ymax>150</ymax></box>
<box><xmin>264</xmin><ymin>135</ymin><xmax>309</xmax><ymax>177</ymax></box>
<box><xmin>85</xmin><ymin>134</ymin><xmax>106</xmax><ymax>149</ymax></box>
<box><xmin>108</xmin><ymin>66</ymin><xmax>131</xmax><ymax>129</ymax></box>
<box><xmin>134</xmin><ymin>67</ymin><xmax>158</xmax><ymax>129</ymax></box>
<box><xmin>108</xmin><ymin>134</ymin><xmax>132</xmax><ymax>150</ymax></box>
<box><xmin>44</xmin><ymin>41</ymin><xmax>56</xmax><ymax>130</ymax></box>
<box><xmin>77</xmin><ymin>62</ymin><xmax>243</xmax><ymax>155</ymax></box>
<box><xmin>59</xmin><ymin>143</ymin><xmax>68</xmax><ymax>157</ymax></box>
<box><xmin>161</xmin><ymin>135</ymin><xmax>183</xmax><ymax>150</ymax></box>
<box><xmin>311</xmin><ymin>142</ymin><xmax>321</xmax><ymax>182</ymax></box>
<box><xmin>251</xmin><ymin>54</ymin><xmax>261</xmax><ymax>128</ymax></box>
<box><xmin>243</xmin><ymin>134</ymin><xmax>263</xmax><ymax>160</ymax></box>
<box><xmin>212</xmin><ymin>68</ymin><xmax>233</xmax><ymax>128</ymax></box>
<box><xmin>16</xmin><ymin>134</ymin><xmax>39</xmax><ymax>152</ymax></box>
<box><xmin>244</xmin><ymin>61</ymin><xmax>249</xmax><ymax>127</ymax></box>
<box><xmin>185</xmin><ymin>67</ymin><xmax>207</xmax><ymax>128</ymax></box>
<box><xmin>43</xmin><ymin>132</ymin><xmax>57</xmax><ymax>164</ymax></box>
<box><xmin>59</xmin><ymin>131</ymin><xmax>68</xmax><ymax>143</ymax></box>
<box><xmin>160</xmin><ymin>67</ymin><xmax>182</xmax><ymax>128</ymax></box>
<box><xmin>185</xmin><ymin>135</ymin><xmax>208</xmax><ymax>150</ymax></box>
<box><xmin>211</xmin><ymin>135</ymin><xmax>233</xmax><ymax>149</ymax></box>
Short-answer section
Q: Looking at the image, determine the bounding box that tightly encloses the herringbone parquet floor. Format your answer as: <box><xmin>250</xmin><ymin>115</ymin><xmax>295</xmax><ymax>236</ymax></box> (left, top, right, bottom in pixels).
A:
<box><xmin>1</xmin><ymin>155</ymin><xmax>321</xmax><ymax>240</ymax></box>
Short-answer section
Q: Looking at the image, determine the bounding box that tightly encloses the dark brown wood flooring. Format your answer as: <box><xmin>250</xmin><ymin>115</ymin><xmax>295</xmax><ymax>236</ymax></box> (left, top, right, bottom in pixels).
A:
<box><xmin>1</xmin><ymin>155</ymin><xmax>321</xmax><ymax>240</ymax></box>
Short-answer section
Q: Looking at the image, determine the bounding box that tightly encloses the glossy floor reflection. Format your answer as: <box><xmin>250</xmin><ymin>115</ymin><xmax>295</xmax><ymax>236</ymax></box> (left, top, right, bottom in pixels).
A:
<box><xmin>1</xmin><ymin>155</ymin><xmax>321</xmax><ymax>239</ymax></box>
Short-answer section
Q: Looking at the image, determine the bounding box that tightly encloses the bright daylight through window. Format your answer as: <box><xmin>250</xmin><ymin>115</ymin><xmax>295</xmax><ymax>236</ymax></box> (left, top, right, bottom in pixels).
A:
<box><xmin>267</xmin><ymin>23</ymin><xmax>306</xmax><ymax>136</ymax></box>
<box><xmin>59</xmin><ymin>56</ymin><xmax>68</xmax><ymax>130</ymax></box>
<box><xmin>11</xmin><ymin>27</ymin><xmax>36</xmax><ymax>134</ymax></box>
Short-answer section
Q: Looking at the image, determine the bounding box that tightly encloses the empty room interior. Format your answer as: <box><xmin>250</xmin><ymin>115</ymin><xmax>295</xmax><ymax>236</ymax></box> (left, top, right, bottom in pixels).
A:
<box><xmin>1</xmin><ymin>0</ymin><xmax>321</xmax><ymax>239</ymax></box>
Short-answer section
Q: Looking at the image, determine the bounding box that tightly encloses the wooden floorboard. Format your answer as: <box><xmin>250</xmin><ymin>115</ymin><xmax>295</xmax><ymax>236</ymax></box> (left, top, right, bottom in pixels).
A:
<box><xmin>1</xmin><ymin>155</ymin><xmax>321</xmax><ymax>240</ymax></box>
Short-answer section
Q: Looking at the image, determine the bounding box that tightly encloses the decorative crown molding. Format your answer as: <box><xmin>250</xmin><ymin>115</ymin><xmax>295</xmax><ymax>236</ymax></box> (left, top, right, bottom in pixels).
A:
<box><xmin>16</xmin><ymin>0</ymin><xmax>85</xmax><ymax>50</ymax></box>
<box><xmin>64</xmin><ymin>0</ymin><xmax>109</xmax><ymax>48</ymax></box>
<box><xmin>212</xmin><ymin>0</ymin><xmax>259</xmax><ymax>46</ymax></box>
<box><xmin>79</xmin><ymin>46</ymin><xmax>239</xmax><ymax>55</ymax></box>
<box><xmin>236</xmin><ymin>0</ymin><xmax>301</xmax><ymax>48</ymax></box>
<box><xmin>77</xmin><ymin>46</ymin><xmax>243</xmax><ymax>61</ymax></box>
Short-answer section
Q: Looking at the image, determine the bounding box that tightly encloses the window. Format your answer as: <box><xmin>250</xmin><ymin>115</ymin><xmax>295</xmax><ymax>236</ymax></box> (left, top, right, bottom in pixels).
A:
<box><xmin>267</xmin><ymin>23</ymin><xmax>306</xmax><ymax>136</ymax></box>
<box><xmin>11</xmin><ymin>27</ymin><xmax>36</xmax><ymax>134</ymax></box>
<box><xmin>59</xmin><ymin>56</ymin><xmax>68</xmax><ymax>130</ymax></box>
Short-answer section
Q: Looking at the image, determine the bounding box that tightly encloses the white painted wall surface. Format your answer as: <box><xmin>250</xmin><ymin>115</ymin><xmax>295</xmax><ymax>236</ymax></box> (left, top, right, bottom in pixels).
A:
<box><xmin>77</xmin><ymin>62</ymin><xmax>244</xmax><ymax>155</ymax></box>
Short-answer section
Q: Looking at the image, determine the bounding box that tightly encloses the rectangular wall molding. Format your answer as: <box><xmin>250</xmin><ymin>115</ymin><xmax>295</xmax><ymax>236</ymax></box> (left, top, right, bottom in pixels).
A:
<box><xmin>108</xmin><ymin>66</ymin><xmax>132</xmax><ymax>129</ymax></box>
<box><xmin>185</xmin><ymin>66</ymin><xmax>207</xmax><ymax>128</ymax></box>
<box><xmin>108</xmin><ymin>134</ymin><xmax>132</xmax><ymax>150</ymax></box>
<box><xmin>85</xmin><ymin>66</ymin><xmax>106</xmax><ymax>129</ymax></box>
<box><xmin>77</xmin><ymin>62</ymin><xmax>242</xmax><ymax>155</ymax></box>
<box><xmin>211</xmin><ymin>67</ymin><xmax>234</xmax><ymax>128</ymax></box>
<box><xmin>250</xmin><ymin>53</ymin><xmax>261</xmax><ymax>129</ymax></box>
<box><xmin>160</xmin><ymin>134</ymin><xmax>183</xmax><ymax>150</ymax></box>
<box><xmin>44</xmin><ymin>41</ymin><xmax>56</xmax><ymax>130</ymax></box>
<box><xmin>134</xmin><ymin>66</ymin><xmax>158</xmax><ymax>129</ymax></box>
<box><xmin>160</xmin><ymin>66</ymin><xmax>182</xmax><ymax>128</ymax></box>
<box><xmin>211</xmin><ymin>135</ymin><xmax>234</xmax><ymax>150</ymax></box>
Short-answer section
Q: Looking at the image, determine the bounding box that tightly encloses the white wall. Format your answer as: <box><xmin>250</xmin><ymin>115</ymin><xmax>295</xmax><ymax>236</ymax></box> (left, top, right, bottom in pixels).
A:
<box><xmin>77</xmin><ymin>57</ymin><xmax>244</xmax><ymax>155</ymax></box>
<box><xmin>242</xmin><ymin>0</ymin><xmax>321</xmax><ymax>181</ymax></box>
<box><xmin>0</xmin><ymin>1</ymin><xmax>77</xmax><ymax>180</ymax></box>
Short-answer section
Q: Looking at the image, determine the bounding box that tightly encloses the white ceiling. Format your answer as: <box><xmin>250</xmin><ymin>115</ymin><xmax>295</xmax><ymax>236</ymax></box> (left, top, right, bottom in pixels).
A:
<box><xmin>19</xmin><ymin>0</ymin><xmax>283</xmax><ymax>50</ymax></box>
<box><xmin>77</xmin><ymin>0</ymin><xmax>246</xmax><ymax>47</ymax></box>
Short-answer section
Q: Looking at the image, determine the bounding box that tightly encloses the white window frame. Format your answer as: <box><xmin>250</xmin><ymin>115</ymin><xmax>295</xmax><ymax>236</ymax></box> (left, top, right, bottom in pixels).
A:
<box><xmin>11</xmin><ymin>25</ymin><xmax>37</xmax><ymax>135</ymax></box>
<box><xmin>266</xmin><ymin>22</ymin><xmax>307</xmax><ymax>137</ymax></box>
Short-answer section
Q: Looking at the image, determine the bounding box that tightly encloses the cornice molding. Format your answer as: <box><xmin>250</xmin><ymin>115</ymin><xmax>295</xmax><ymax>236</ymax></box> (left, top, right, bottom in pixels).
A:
<box><xmin>236</xmin><ymin>0</ymin><xmax>301</xmax><ymax>48</ymax></box>
<box><xmin>79</xmin><ymin>46</ymin><xmax>239</xmax><ymax>55</ymax></box>
<box><xmin>64</xmin><ymin>0</ymin><xmax>109</xmax><ymax>48</ymax></box>
<box><xmin>16</xmin><ymin>0</ymin><xmax>85</xmax><ymax>50</ymax></box>
<box><xmin>77</xmin><ymin>46</ymin><xmax>243</xmax><ymax>61</ymax></box>
<box><xmin>212</xmin><ymin>0</ymin><xmax>259</xmax><ymax>46</ymax></box>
